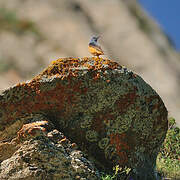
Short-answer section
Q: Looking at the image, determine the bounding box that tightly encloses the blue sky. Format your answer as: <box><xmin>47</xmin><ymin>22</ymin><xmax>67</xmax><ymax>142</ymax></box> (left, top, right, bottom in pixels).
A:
<box><xmin>138</xmin><ymin>0</ymin><xmax>180</xmax><ymax>51</ymax></box>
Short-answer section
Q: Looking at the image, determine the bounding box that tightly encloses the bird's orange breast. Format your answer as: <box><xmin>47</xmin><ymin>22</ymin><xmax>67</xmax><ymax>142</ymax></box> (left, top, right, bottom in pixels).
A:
<box><xmin>88</xmin><ymin>45</ymin><xmax>104</xmax><ymax>56</ymax></box>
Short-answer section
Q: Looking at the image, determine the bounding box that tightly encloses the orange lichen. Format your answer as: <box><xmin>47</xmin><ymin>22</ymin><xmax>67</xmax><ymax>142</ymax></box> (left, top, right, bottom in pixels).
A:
<box><xmin>17</xmin><ymin>121</ymin><xmax>48</xmax><ymax>139</ymax></box>
<box><xmin>2</xmin><ymin>73</ymin><xmax>86</xmax><ymax>125</ymax></box>
<box><xmin>71</xmin><ymin>143</ymin><xmax>77</xmax><ymax>148</ymax></box>
<box><xmin>92</xmin><ymin>111</ymin><xmax>114</xmax><ymax>132</ymax></box>
<box><xmin>93</xmin><ymin>73</ymin><xmax>100</xmax><ymax>81</ymax></box>
<box><xmin>35</xmin><ymin>57</ymin><xmax>120</xmax><ymax>80</ymax></box>
<box><xmin>110</xmin><ymin>133</ymin><xmax>130</xmax><ymax>164</ymax></box>
<box><xmin>1</xmin><ymin>57</ymin><xmax>121</xmax><ymax>125</ymax></box>
<box><xmin>115</xmin><ymin>89</ymin><xmax>139</xmax><ymax>114</ymax></box>
<box><xmin>59</xmin><ymin>137</ymin><xmax>67</xmax><ymax>144</ymax></box>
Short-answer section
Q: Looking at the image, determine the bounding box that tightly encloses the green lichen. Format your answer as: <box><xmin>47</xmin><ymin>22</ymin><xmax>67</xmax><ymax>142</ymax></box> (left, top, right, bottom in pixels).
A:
<box><xmin>105</xmin><ymin>144</ymin><xmax>116</xmax><ymax>160</ymax></box>
<box><xmin>98</xmin><ymin>138</ymin><xmax>110</xmax><ymax>150</ymax></box>
<box><xmin>86</xmin><ymin>130</ymin><xmax>99</xmax><ymax>142</ymax></box>
<box><xmin>108</xmin><ymin>114</ymin><xmax>132</xmax><ymax>134</ymax></box>
<box><xmin>80</xmin><ymin>115</ymin><xmax>93</xmax><ymax>129</ymax></box>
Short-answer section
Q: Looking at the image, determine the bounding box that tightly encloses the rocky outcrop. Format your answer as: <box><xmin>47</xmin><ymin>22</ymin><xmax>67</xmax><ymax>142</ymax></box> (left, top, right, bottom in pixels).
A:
<box><xmin>0</xmin><ymin>57</ymin><xmax>168</xmax><ymax>179</ymax></box>
<box><xmin>0</xmin><ymin>114</ymin><xmax>100</xmax><ymax>180</ymax></box>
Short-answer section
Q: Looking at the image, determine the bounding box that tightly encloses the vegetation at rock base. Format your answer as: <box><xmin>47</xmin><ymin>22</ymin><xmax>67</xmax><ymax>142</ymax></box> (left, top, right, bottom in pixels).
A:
<box><xmin>101</xmin><ymin>166</ymin><xmax>131</xmax><ymax>180</ymax></box>
<box><xmin>156</xmin><ymin>117</ymin><xmax>180</xmax><ymax>179</ymax></box>
<box><xmin>101</xmin><ymin>117</ymin><xmax>180</xmax><ymax>180</ymax></box>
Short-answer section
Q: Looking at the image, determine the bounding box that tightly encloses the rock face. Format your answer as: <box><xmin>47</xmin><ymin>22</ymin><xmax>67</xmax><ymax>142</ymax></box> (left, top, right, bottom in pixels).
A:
<box><xmin>0</xmin><ymin>57</ymin><xmax>168</xmax><ymax>179</ymax></box>
<box><xmin>0</xmin><ymin>114</ymin><xmax>100</xmax><ymax>180</ymax></box>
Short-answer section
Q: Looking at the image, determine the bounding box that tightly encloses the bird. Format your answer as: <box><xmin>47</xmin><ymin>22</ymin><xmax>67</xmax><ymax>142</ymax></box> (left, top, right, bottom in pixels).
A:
<box><xmin>88</xmin><ymin>35</ymin><xmax>104</xmax><ymax>58</ymax></box>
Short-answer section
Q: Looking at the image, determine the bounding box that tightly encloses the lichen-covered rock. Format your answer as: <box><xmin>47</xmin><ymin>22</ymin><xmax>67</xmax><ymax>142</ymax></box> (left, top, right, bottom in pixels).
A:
<box><xmin>0</xmin><ymin>115</ymin><xmax>100</xmax><ymax>180</ymax></box>
<box><xmin>0</xmin><ymin>57</ymin><xmax>168</xmax><ymax>178</ymax></box>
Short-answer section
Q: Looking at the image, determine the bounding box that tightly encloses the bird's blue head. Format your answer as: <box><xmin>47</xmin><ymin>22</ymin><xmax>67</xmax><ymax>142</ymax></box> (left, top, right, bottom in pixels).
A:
<box><xmin>89</xmin><ymin>35</ymin><xmax>100</xmax><ymax>44</ymax></box>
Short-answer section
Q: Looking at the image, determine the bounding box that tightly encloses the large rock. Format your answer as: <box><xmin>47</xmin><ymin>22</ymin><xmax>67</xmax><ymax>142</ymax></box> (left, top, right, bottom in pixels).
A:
<box><xmin>0</xmin><ymin>57</ymin><xmax>168</xmax><ymax>178</ymax></box>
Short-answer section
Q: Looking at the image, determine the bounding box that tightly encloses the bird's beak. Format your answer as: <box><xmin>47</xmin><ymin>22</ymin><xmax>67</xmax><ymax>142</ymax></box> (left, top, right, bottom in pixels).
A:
<box><xmin>97</xmin><ymin>36</ymin><xmax>100</xmax><ymax>39</ymax></box>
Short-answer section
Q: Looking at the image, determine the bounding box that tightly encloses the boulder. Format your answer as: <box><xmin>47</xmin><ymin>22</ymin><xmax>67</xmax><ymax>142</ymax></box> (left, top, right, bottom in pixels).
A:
<box><xmin>0</xmin><ymin>57</ymin><xmax>168</xmax><ymax>178</ymax></box>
